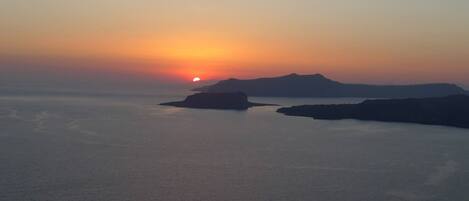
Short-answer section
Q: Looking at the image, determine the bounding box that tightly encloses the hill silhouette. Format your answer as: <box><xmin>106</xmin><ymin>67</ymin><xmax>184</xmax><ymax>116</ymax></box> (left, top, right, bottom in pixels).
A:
<box><xmin>194</xmin><ymin>73</ymin><xmax>466</xmax><ymax>98</ymax></box>
<box><xmin>160</xmin><ymin>92</ymin><xmax>274</xmax><ymax>110</ymax></box>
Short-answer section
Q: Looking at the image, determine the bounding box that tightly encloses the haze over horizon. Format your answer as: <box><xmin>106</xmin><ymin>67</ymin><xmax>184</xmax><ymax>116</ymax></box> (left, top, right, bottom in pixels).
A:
<box><xmin>3</xmin><ymin>2</ymin><xmax>469</xmax><ymax>200</ymax></box>
<box><xmin>1</xmin><ymin>0</ymin><xmax>469</xmax><ymax>89</ymax></box>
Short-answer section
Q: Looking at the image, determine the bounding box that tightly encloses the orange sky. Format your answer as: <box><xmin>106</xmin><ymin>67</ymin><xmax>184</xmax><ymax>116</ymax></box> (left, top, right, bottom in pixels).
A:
<box><xmin>1</xmin><ymin>0</ymin><xmax>468</xmax><ymax>86</ymax></box>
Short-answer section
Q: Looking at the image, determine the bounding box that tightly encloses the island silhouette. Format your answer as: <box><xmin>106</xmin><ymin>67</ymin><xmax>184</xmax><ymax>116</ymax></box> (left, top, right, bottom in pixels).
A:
<box><xmin>163</xmin><ymin>74</ymin><xmax>469</xmax><ymax>129</ymax></box>
<box><xmin>194</xmin><ymin>73</ymin><xmax>466</xmax><ymax>98</ymax></box>
<box><xmin>277</xmin><ymin>95</ymin><xmax>469</xmax><ymax>128</ymax></box>
<box><xmin>160</xmin><ymin>92</ymin><xmax>275</xmax><ymax>110</ymax></box>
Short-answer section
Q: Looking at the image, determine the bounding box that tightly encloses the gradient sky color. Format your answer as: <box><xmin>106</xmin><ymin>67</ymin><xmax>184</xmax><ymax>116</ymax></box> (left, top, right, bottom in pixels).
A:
<box><xmin>1</xmin><ymin>0</ymin><xmax>468</xmax><ymax>86</ymax></box>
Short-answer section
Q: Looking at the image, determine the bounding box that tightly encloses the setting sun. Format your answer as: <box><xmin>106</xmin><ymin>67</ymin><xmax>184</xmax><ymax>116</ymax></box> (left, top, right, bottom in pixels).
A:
<box><xmin>193</xmin><ymin>77</ymin><xmax>201</xmax><ymax>82</ymax></box>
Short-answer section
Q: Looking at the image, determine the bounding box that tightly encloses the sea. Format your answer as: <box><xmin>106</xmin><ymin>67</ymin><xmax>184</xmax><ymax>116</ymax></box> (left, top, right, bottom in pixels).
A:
<box><xmin>1</xmin><ymin>88</ymin><xmax>468</xmax><ymax>201</ymax></box>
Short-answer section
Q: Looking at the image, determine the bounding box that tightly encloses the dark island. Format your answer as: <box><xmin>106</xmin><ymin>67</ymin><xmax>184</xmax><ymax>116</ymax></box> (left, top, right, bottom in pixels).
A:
<box><xmin>195</xmin><ymin>73</ymin><xmax>466</xmax><ymax>98</ymax></box>
<box><xmin>277</xmin><ymin>95</ymin><xmax>469</xmax><ymax>128</ymax></box>
<box><xmin>160</xmin><ymin>92</ymin><xmax>275</xmax><ymax>110</ymax></box>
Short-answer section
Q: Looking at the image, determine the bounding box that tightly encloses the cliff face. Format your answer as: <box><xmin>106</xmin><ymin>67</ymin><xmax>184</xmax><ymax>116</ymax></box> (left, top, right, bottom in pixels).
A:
<box><xmin>277</xmin><ymin>95</ymin><xmax>469</xmax><ymax>128</ymax></box>
<box><xmin>195</xmin><ymin>73</ymin><xmax>466</xmax><ymax>98</ymax></box>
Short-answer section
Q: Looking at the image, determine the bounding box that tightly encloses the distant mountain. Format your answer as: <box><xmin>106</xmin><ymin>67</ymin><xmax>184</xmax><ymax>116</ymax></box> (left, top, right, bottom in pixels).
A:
<box><xmin>194</xmin><ymin>73</ymin><xmax>466</xmax><ymax>98</ymax></box>
<box><xmin>160</xmin><ymin>92</ymin><xmax>274</xmax><ymax>110</ymax></box>
<box><xmin>277</xmin><ymin>95</ymin><xmax>469</xmax><ymax>129</ymax></box>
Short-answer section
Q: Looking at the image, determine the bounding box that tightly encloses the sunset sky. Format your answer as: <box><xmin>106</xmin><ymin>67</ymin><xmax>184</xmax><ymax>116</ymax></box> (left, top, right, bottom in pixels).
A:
<box><xmin>1</xmin><ymin>0</ymin><xmax>468</xmax><ymax>87</ymax></box>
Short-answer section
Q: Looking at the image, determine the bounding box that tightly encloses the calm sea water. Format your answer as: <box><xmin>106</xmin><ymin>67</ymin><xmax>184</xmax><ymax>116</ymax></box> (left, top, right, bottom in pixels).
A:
<box><xmin>1</xmin><ymin>91</ymin><xmax>469</xmax><ymax>201</ymax></box>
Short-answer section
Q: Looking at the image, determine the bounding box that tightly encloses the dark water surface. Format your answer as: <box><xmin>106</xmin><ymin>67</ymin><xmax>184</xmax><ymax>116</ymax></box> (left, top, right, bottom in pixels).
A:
<box><xmin>1</xmin><ymin>93</ymin><xmax>468</xmax><ymax>201</ymax></box>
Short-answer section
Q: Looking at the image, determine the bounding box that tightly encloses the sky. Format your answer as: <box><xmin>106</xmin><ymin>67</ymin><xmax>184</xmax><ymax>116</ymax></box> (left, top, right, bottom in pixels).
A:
<box><xmin>1</xmin><ymin>0</ymin><xmax>468</xmax><ymax>88</ymax></box>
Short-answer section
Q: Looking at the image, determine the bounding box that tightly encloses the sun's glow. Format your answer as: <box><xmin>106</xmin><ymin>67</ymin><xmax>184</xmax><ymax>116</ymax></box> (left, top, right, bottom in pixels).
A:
<box><xmin>193</xmin><ymin>77</ymin><xmax>201</xmax><ymax>82</ymax></box>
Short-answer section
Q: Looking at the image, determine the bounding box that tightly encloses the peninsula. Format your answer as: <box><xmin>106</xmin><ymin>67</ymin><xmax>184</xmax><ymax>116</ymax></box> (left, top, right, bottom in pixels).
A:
<box><xmin>277</xmin><ymin>95</ymin><xmax>469</xmax><ymax>128</ymax></box>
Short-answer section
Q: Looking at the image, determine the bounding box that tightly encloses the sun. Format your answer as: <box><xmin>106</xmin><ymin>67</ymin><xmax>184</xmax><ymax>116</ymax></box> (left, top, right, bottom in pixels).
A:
<box><xmin>192</xmin><ymin>77</ymin><xmax>201</xmax><ymax>82</ymax></box>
